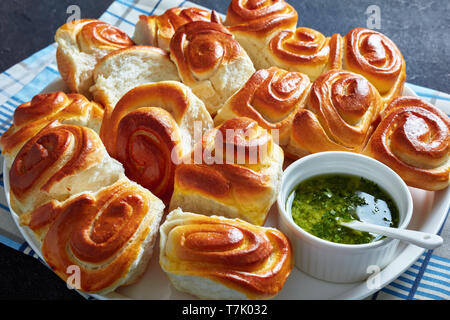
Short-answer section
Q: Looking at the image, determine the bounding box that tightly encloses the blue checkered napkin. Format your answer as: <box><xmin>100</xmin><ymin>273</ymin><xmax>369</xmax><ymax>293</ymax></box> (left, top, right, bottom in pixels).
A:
<box><xmin>0</xmin><ymin>0</ymin><xmax>449</xmax><ymax>300</ymax></box>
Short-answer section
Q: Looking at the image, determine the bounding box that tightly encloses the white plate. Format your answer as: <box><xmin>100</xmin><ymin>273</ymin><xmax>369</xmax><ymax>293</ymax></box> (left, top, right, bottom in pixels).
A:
<box><xmin>4</xmin><ymin>81</ymin><xmax>450</xmax><ymax>300</ymax></box>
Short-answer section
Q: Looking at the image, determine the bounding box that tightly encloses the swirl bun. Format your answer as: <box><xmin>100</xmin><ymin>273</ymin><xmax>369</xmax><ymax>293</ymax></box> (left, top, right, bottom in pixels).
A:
<box><xmin>76</xmin><ymin>20</ymin><xmax>134</xmax><ymax>52</ymax></box>
<box><xmin>55</xmin><ymin>19</ymin><xmax>134</xmax><ymax>97</ymax></box>
<box><xmin>215</xmin><ymin>67</ymin><xmax>310</xmax><ymax>145</ymax></box>
<box><xmin>287</xmin><ymin>70</ymin><xmax>382</xmax><ymax>158</ymax></box>
<box><xmin>169</xmin><ymin>18</ymin><xmax>255</xmax><ymax>114</ymax></box>
<box><xmin>159</xmin><ymin>208</ymin><xmax>293</xmax><ymax>300</ymax></box>
<box><xmin>226</xmin><ymin>0</ymin><xmax>297</xmax><ymax>35</ymax></box>
<box><xmin>343</xmin><ymin>28</ymin><xmax>406</xmax><ymax>105</ymax></box>
<box><xmin>9</xmin><ymin>122</ymin><xmax>124</xmax><ymax>214</ymax></box>
<box><xmin>133</xmin><ymin>7</ymin><xmax>213</xmax><ymax>51</ymax></box>
<box><xmin>100</xmin><ymin>81</ymin><xmax>213</xmax><ymax>203</ymax></box>
<box><xmin>225</xmin><ymin>0</ymin><xmax>298</xmax><ymax>70</ymax></box>
<box><xmin>169</xmin><ymin>117</ymin><xmax>283</xmax><ymax>226</ymax></box>
<box><xmin>266</xmin><ymin>28</ymin><xmax>343</xmax><ymax>80</ymax></box>
<box><xmin>259</xmin><ymin>26</ymin><xmax>405</xmax><ymax>106</ymax></box>
<box><xmin>20</xmin><ymin>179</ymin><xmax>165</xmax><ymax>294</ymax></box>
<box><xmin>211</xmin><ymin>117</ymin><xmax>272</xmax><ymax>164</ymax></box>
<box><xmin>363</xmin><ymin>97</ymin><xmax>450</xmax><ymax>190</ymax></box>
<box><xmin>0</xmin><ymin>92</ymin><xmax>103</xmax><ymax>166</ymax></box>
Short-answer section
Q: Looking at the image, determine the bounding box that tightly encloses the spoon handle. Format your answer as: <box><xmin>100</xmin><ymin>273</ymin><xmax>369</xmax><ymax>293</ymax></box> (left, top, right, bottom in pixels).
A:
<box><xmin>341</xmin><ymin>220</ymin><xmax>443</xmax><ymax>250</ymax></box>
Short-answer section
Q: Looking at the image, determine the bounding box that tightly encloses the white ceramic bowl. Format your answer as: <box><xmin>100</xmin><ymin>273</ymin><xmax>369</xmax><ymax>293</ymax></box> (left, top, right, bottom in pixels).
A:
<box><xmin>277</xmin><ymin>151</ymin><xmax>413</xmax><ymax>283</ymax></box>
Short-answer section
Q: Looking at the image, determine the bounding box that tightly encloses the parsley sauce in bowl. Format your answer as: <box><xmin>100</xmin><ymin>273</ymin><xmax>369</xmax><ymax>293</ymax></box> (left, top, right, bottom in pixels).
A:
<box><xmin>277</xmin><ymin>151</ymin><xmax>413</xmax><ymax>283</ymax></box>
<box><xmin>287</xmin><ymin>174</ymin><xmax>399</xmax><ymax>245</ymax></box>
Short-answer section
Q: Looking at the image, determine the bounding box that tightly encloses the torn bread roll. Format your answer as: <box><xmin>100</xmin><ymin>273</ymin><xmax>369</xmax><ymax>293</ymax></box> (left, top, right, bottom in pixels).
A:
<box><xmin>90</xmin><ymin>45</ymin><xmax>180</xmax><ymax>113</ymax></box>
<box><xmin>55</xmin><ymin>19</ymin><xmax>134</xmax><ymax>97</ymax></box>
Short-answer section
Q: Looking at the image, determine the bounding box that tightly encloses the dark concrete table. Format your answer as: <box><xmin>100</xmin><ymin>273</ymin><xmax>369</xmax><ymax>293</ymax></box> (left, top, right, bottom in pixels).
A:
<box><xmin>0</xmin><ymin>0</ymin><xmax>448</xmax><ymax>299</ymax></box>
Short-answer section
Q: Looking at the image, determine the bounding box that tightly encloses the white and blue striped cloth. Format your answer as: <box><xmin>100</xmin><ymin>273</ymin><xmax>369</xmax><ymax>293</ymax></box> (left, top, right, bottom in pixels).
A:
<box><xmin>0</xmin><ymin>0</ymin><xmax>449</xmax><ymax>300</ymax></box>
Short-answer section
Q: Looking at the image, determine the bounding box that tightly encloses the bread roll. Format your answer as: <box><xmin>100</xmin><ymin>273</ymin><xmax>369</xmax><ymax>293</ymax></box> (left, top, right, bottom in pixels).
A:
<box><xmin>20</xmin><ymin>178</ymin><xmax>165</xmax><ymax>294</ymax></box>
<box><xmin>214</xmin><ymin>67</ymin><xmax>310</xmax><ymax>145</ymax></box>
<box><xmin>169</xmin><ymin>117</ymin><xmax>283</xmax><ymax>226</ymax></box>
<box><xmin>133</xmin><ymin>7</ymin><xmax>212</xmax><ymax>51</ymax></box>
<box><xmin>100</xmin><ymin>81</ymin><xmax>213</xmax><ymax>203</ymax></box>
<box><xmin>55</xmin><ymin>19</ymin><xmax>134</xmax><ymax>97</ymax></box>
<box><xmin>9</xmin><ymin>122</ymin><xmax>124</xmax><ymax>215</ymax></box>
<box><xmin>363</xmin><ymin>97</ymin><xmax>450</xmax><ymax>191</ymax></box>
<box><xmin>286</xmin><ymin>69</ymin><xmax>382</xmax><ymax>159</ymax></box>
<box><xmin>169</xmin><ymin>17</ymin><xmax>255</xmax><ymax>115</ymax></box>
<box><xmin>265</xmin><ymin>28</ymin><xmax>342</xmax><ymax>80</ymax></box>
<box><xmin>225</xmin><ymin>0</ymin><xmax>298</xmax><ymax>70</ymax></box>
<box><xmin>90</xmin><ymin>46</ymin><xmax>180</xmax><ymax>113</ymax></box>
<box><xmin>262</xmin><ymin>27</ymin><xmax>405</xmax><ymax>106</ymax></box>
<box><xmin>342</xmin><ymin>28</ymin><xmax>406</xmax><ymax>106</ymax></box>
<box><xmin>0</xmin><ymin>92</ymin><xmax>103</xmax><ymax>167</ymax></box>
<box><xmin>159</xmin><ymin>208</ymin><xmax>293</xmax><ymax>300</ymax></box>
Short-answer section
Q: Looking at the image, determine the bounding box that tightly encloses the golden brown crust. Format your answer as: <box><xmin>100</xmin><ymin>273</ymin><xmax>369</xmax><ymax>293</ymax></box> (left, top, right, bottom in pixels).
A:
<box><xmin>20</xmin><ymin>180</ymin><xmax>160</xmax><ymax>293</ymax></box>
<box><xmin>116</xmin><ymin>107</ymin><xmax>180</xmax><ymax>203</ymax></box>
<box><xmin>176</xmin><ymin>119</ymin><xmax>275</xmax><ymax>200</ymax></box>
<box><xmin>267</xmin><ymin>28</ymin><xmax>343</xmax><ymax>80</ymax></box>
<box><xmin>175</xmin><ymin>163</ymin><xmax>270</xmax><ymax>200</ymax></box>
<box><xmin>13</xmin><ymin>92</ymin><xmax>69</xmax><ymax>127</ymax></box>
<box><xmin>171</xmin><ymin>117</ymin><xmax>283</xmax><ymax>226</ymax></box>
<box><xmin>215</xmin><ymin>67</ymin><xmax>310</xmax><ymax>145</ymax></box>
<box><xmin>0</xmin><ymin>92</ymin><xmax>103</xmax><ymax>158</ymax></box>
<box><xmin>269</xmin><ymin>28</ymin><xmax>329</xmax><ymax>66</ymax></box>
<box><xmin>100</xmin><ymin>81</ymin><xmax>212</xmax><ymax>203</ymax></box>
<box><xmin>343</xmin><ymin>28</ymin><xmax>406</xmax><ymax>105</ymax></box>
<box><xmin>160</xmin><ymin>210</ymin><xmax>293</xmax><ymax>299</ymax></box>
<box><xmin>169</xmin><ymin>18</ymin><xmax>255</xmax><ymax>114</ymax></box>
<box><xmin>73</xmin><ymin>20</ymin><xmax>134</xmax><ymax>53</ymax></box>
<box><xmin>169</xmin><ymin>20</ymin><xmax>242</xmax><ymax>85</ymax></box>
<box><xmin>327</xmin><ymin>33</ymin><xmax>344</xmax><ymax>70</ymax></box>
<box><xmin>101</xmin><ymin>82</ymin><xmax>190</xmax><ymax>155</ymax></box>
<box><xmin>100</xmin><ymin>83</ymin><xmax>186</xmax><ymax>202</ymax></box>
<box><xmin>136</xmin><ymin>7</ymin><xmax>212</xmax><ymax>49</ymax></box>
<box><xmin>288</xmin><ymin>69</ymin><xmax>382</xmax><ymax>157</ymax></box>
<box><xmin>263</xmin><ymin>26</ymin><xmax>404</xmax><ymax>106</ymax></box>
<box><xmin>363</xmin><ymin>97</ymin><xmax>450</xmax><ymax>190</ymax></box>
<box><xmin>9</xmin><ymin>122</ymin><xmax>104</xmax><ymax>200</ymax></box>
<box><xmin>226</xmin><ymin>0</ymin><xmax>298</xmax><ymax>36</ymax></box>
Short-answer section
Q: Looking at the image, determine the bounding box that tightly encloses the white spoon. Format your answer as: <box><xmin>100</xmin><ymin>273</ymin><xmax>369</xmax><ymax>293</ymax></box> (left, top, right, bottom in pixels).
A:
<box><xmin>339</xmin><ymin>220</ymin><xmax>443</xmax><ymax>250</ymax></box>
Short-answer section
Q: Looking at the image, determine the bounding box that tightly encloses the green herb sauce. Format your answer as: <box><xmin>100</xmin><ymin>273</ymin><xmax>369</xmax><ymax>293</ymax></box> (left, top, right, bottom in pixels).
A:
<box><xmin>289</xmin><ymin>174</ymin><xmax>399</xmax><ymax>245</ymax></box>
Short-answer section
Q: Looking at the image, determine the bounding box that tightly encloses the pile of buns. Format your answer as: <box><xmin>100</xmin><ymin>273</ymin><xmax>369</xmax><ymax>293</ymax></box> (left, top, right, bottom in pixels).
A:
<box><xmin>1</xmin><ymin>0</ymin><xmax>449</xmax><ymax>299</ymax></box>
